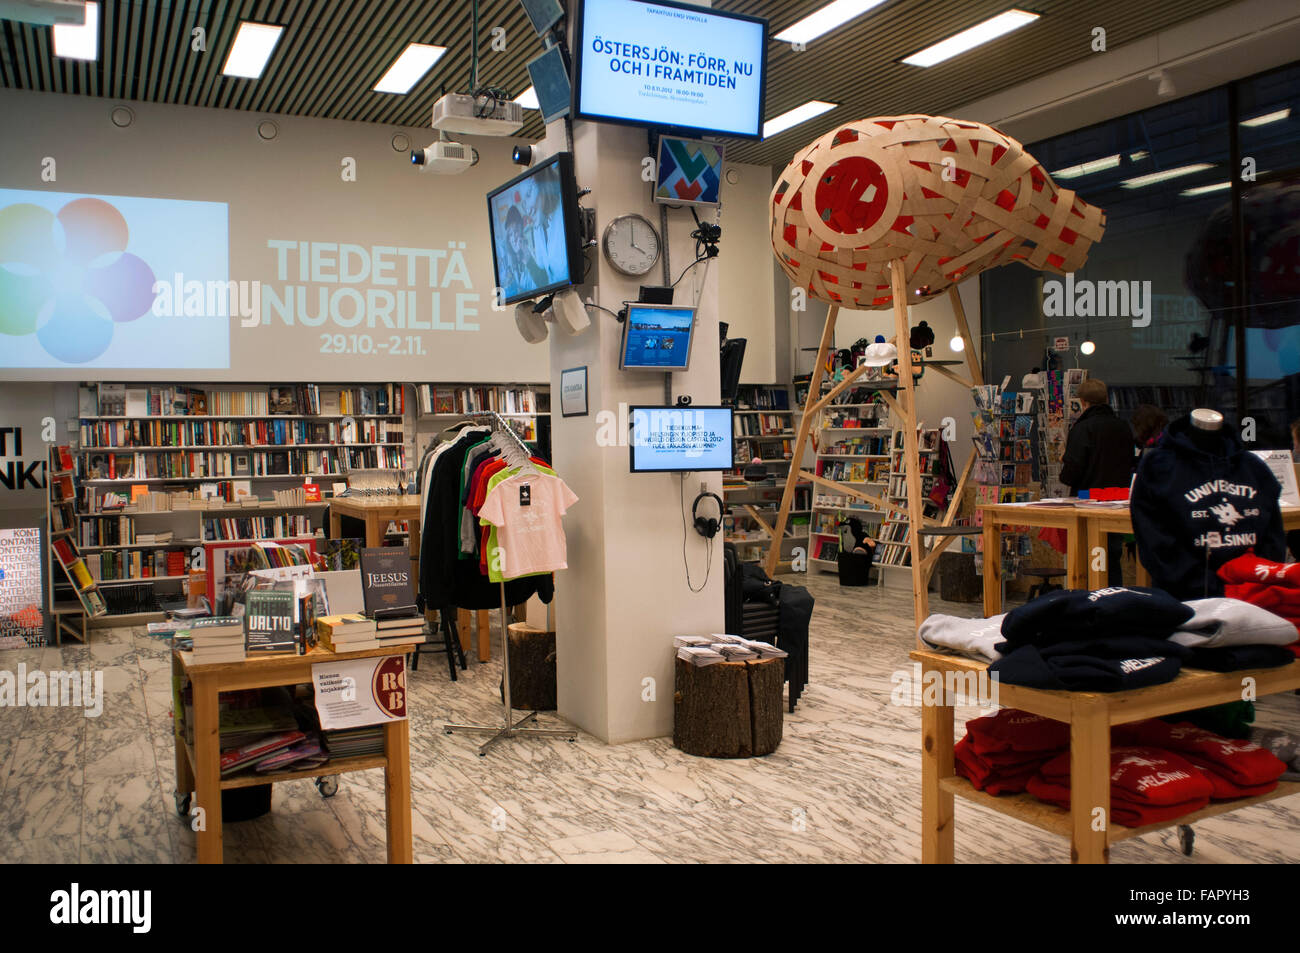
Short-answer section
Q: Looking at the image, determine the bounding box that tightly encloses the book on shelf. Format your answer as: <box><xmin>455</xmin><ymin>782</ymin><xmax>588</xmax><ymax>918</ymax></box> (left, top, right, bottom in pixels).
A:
<box><xmin>220</xmin><ymin>730</ymin><xmax>307</xmax><ymax>777</ymax></box>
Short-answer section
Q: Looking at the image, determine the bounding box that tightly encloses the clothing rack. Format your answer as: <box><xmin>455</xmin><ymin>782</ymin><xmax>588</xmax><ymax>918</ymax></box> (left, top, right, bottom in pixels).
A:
<box><xmin>442</xmin><ymin>410</ymin><xmax>577</xmax><ymax>756</ymax></box>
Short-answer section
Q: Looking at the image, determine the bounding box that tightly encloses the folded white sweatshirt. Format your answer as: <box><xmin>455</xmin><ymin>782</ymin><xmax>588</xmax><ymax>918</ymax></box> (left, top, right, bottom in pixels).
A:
<box><xmin>918</xmin><ymin>613</ymin><xmax>1007</xmax><ymax>663</ymax></box>
<box><xmin>1171</xmin><ymin>597</ymin><xmax>1299</xmax><ymax>648</ymax></box>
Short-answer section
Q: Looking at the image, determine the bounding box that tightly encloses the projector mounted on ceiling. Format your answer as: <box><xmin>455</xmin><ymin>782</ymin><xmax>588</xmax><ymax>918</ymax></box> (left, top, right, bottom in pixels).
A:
<box><xmin>0</xmin><ymin>0</ymin><xmax>85</xmax><ymax>25</ymax></box>
<box><xmin>431</xmin><ymin>92</ymin><xmax>524</xmax><ymax>136</ymax></box>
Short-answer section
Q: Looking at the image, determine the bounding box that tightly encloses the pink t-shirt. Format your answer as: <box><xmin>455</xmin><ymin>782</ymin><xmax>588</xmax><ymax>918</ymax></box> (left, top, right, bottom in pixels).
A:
<box><xmin>477</xmin><ymin>471</ymin><xmax>578</xmax><ymax>579</ymax></box>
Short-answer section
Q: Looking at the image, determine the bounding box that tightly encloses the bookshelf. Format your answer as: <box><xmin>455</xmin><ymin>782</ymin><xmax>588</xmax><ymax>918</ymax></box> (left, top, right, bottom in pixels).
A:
<box><xmin>875</xmin><ymin>426</ymin><xmax>942</xmax><ymax>578</ymax></box>
<box><xmin>46</xmin><ymin>446</ymin><xmax>107</xmax><ymax>642</ymax></box>
<box><xmin>723</xmin><ymin>384</ymin><xmax>809</xmax><ymax>565</ymax></box>
<box><xmin>66</xmin><ymin>381</ymin><xmax>407</xmax><ymax>618</ymax></box>
<box><xmin>807</xmin><ymin>396</ymin><xmax>892</xmax><ymax>572</ymax></box>
<box><xmin>412</xmin><ymin>382</ymin><xmax>550</xmax><ymax>450</ymax></box>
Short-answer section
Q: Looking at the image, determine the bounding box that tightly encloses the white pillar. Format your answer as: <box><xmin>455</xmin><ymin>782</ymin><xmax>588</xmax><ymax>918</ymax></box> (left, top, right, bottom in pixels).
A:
<box><xmin>546</xmin><ymin>118</ymin><xmax>723</xmax><ymax>743</ymax></box>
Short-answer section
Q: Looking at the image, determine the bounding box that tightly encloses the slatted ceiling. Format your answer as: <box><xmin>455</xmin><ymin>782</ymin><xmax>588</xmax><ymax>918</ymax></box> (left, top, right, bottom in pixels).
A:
<box><xmin>0</xmin><ymin>0</ymin><xmax>1238</xmax><ymax>161</ymax></box>
<box><xmin>720</xmin><ymin>0</ymin><xmax>1240</xmax><ymax>163</ymax></box>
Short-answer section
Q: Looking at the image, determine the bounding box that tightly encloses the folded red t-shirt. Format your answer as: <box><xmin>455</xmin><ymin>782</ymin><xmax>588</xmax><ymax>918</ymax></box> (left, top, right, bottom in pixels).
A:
<box><xmin>1218</xmin><ymin>553</ymin><xmax>1300</xmax><ymax>588</ymax></box>
<box><xmin>1112</xmin><ymin>720</ymin><xmax>1287</xmax><ymax>787</ymax></box>
<box><xmin>1190</xmin><ymin>764</ymin><xmax>1279</xmax><ymax>799</ymax></box>
<box><xmin>964</xmin><ymin>708</ymin><xmax>1070</xmax><ymax>757</ymax></box>
<box><xmin>955</xmin><ymin>737</ymin><xmax>1054</xmax><ymax>794</ymax></box>
<box><xmin>1037</xmin><ymin>746</ymin><xmax>1214</xmax><ymax>805</ymax></box>
<box><xmin>1025</xmin><ymin>775</ymin><xmax>1209</xmax><ymax>827</ymax></box>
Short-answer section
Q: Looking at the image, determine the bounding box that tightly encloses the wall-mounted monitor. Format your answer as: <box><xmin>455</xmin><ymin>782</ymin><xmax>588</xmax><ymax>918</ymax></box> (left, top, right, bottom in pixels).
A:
<box><xmin>486</xmin><ymin>152</ymin><xmax>584</xmax><ymax>306</ymax></box>
<box><xmin>619</xmin><ymin>304</ymin><xmax>695</xmax><ymax>371</ymax></box>
<box><xmin>654</xmin><ymin>135</ymin><xmax>724</xmax><ymax>206</ymax></box>
<box><xmin>573</xmin><ymin>0</ymin><xmax>768</xmax><ymax>140</ymax></box>
<box><xmin>526</xmin><ymin>45</ymin><xmax>572</xmax><ymax>124</ymax></box>
<box><xmin>519</xmin><ymin>0</ymin><xmax>565</xmax><ymax>35</ymax></box>
<box><xmin>629</xmin><ymin>405</ymin><xmax>733</xmax><ymax>472</ymax></box>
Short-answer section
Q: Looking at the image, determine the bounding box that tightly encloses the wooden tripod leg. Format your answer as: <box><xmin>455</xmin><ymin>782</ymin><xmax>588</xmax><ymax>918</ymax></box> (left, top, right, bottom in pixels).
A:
<box><xmin>891</xmin><ymin>261</ymin><xmax>929</xmax><ymax>632</ymax></box>
<box><xmin>764</xmin><ymin>304</ymin><xmax>839</xmax><ymax>576</ymax></box>
<box><xmin>948</xmin><ymin>285</ymin><xmax>983</xmax><ymax>387</ymax></box>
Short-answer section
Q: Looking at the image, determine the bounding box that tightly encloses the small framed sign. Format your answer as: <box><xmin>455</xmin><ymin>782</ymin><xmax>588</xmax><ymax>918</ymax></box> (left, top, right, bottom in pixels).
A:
<box><xmin>560</xmin><ymin>366</ymin><xmax>588</xmax><ymax>418</ymax></box>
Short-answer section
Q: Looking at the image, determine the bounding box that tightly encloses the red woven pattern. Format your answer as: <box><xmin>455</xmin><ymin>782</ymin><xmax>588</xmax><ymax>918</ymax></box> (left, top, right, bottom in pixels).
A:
<box><xmin>769</xmin><ymin>114</ymin><xmax>1108</xmax><ymax>309</ymax></box>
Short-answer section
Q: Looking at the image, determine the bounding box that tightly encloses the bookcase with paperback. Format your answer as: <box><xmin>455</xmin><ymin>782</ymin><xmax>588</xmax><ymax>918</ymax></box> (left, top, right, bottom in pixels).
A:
<box><xmin>723</xmin><ymin>384</ymin><xmax>809</xmax><ymax>566</ymax></box>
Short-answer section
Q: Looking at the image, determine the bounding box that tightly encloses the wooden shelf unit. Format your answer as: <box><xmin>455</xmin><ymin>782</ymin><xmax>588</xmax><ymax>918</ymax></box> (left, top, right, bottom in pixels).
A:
<box><xmin>913</xmin><ymin>649</ymin><xmax>1300</xmax><ymax>864</ymax></box>
<box><xmin>725</xmin><ymin>384</ymin><xmax>808</xmax><ymax>566</ymax></box>
<box><xmin>46</xmin><ymin>446</ymin><xmax>107</xmax><ymax>643</ymax></box>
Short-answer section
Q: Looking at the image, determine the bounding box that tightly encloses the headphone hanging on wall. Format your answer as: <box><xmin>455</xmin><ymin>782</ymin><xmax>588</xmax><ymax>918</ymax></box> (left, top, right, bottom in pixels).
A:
<box><xmin>692</xmin><ymin>490</ymin><xmax>723</xmax><ymax>539</ymax></box>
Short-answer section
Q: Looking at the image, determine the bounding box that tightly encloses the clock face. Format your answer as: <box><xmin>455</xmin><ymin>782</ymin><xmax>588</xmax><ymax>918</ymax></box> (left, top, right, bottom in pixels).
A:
<box><xmin>603</xmin><ymin>214</ymin><xmax>661</xmax><ymax>276</ymax></box>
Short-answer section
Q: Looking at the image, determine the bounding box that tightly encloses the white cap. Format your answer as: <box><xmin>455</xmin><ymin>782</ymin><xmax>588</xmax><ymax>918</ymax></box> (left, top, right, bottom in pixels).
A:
<box><xmin>863</xmin><ymin>341</ymin><xmax>898</xmax><ymax>367</ymax></box>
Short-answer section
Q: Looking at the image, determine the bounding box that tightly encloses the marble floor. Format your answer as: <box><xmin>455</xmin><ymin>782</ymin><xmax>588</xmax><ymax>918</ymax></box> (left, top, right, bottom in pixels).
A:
<box><xmin>3</xmin><ymin>573</ymin><xmax>1300</xmax><ymax>864</ymax></box>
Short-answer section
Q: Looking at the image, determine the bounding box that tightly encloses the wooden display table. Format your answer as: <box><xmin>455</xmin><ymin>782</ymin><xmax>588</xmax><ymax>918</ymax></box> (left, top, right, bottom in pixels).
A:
<box><xmin>328</xmin><ymin>494</ymin><xmax>423</xmax><ymax>549</ymax></box>
<box><xmin>912</xmin><ymin>648</ymin><xmax>1300</xmax><ymax>864</ymax></box>
<box><xmin>978</xmin><ymin>503</ymin><xmax>1087</xmax><ymax>617</ymax></box>
<box><xmin>980</xmin><ymin>502</ymin><xmax>1300</xmax><ymax>614</ymax></box>
<box><xmin>172</xmin><ymin>642</ymin><xmax>416</xmax><ymax>864</ymax></box>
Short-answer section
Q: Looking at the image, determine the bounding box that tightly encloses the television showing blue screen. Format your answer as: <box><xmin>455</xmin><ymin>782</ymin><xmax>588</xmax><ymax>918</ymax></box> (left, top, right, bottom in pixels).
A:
<box><xmin>486</xmin><ymin>152</ymin><xmax>583</xmax><ymax>305</ymax></box>
<box><xmin>629</xmin><ymin>405</ymin><xmax>733</xmax><ymax>472</ymax></box>
<box><xmin>573</xmin><ymin>0</ymin><xmax>768</xmax><ymax>140</ymax></box>
<box><xmin>620</xmin><ymin>304</ymin><xmax>695</xmax><ymax>370</ymax></box>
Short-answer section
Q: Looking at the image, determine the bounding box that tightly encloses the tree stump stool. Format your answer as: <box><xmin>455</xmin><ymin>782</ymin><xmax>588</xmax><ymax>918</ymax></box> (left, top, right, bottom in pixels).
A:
<box><xmin>499</xmin><ymin>622</ymin><xmax>557</xmax><ymax>711</ymax></box>
<box><xmin>673</xmin><ymin>656</ymin><xmax>784</xmax><ymax>758</ymax></box>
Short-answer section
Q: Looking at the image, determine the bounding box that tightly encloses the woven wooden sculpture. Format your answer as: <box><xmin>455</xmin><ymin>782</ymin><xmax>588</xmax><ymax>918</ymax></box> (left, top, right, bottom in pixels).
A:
<box><xmin>770</xmin><ymin>114</ymin><xmax>1107</xmax><ymax>308</ymax></box>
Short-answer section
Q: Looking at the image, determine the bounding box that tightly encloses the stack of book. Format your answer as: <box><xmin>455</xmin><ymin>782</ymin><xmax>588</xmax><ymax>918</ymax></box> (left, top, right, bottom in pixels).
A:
<box><xmin>359</xmin><ymin>546</ymin><xmax>424</xmax><ymax>645</ymax></box>
<box><xmin>374</xmin><ymin>616</ymin><xmax>425</xmax><ymax>645</ymax></box>
<box><xmin>323</xmin><ymin>725</ymin><xmax>385</xmax><ymax>758</ymax></box>
<box><xmin>315</xmin><ymin>614</ymin><xmax>379</xmax><ymax>652</ymax></box>
<box><xmin>186</xmin><ymin>616</ymin><xmax>246</xmax><ymax>664</ymax></box>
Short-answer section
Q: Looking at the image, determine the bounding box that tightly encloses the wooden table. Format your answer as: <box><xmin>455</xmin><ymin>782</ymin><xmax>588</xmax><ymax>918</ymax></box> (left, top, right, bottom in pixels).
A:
<box><xmin>328</xmin><ymin>494</ymin><xmax>423</xmax><ymax>549</ymax></box>
<box><xmin>979</xmin><ymin>503</ymin><xmax>1087</xmax><ymax>617</ymax></box>
<box><xmin>912</xmin><ymin>648</ymin><xmax>1300</xmax><ymax>864</ymax></box>
<box><xmin>329</xmin><ymin>495</ymin><xmax>493</xmax><ymax>662</ymax></box>
<box><xmin>172</xmin><ymin>643</ymin><xmax>415</xmax><ymax>864</ymax></box>
<box><xmin>981</xmin><ymin>502</ymin><xmax>1300</xmax><ymax>613</ymax></box>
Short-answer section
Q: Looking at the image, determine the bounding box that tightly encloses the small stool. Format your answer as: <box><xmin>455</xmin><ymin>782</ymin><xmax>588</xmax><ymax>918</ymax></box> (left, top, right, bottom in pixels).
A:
<box><xmin>1022</xmin><ymin>567</ymin><xmax>1066</xmax><ymax>601</ymax></box>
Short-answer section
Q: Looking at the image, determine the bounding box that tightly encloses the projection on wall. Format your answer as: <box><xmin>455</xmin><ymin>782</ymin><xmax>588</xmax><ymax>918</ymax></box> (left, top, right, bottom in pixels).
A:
<box><xmin>0</xmin><ymin>189</ymin><xmax>230</xmax><ymax>369</ymax></box>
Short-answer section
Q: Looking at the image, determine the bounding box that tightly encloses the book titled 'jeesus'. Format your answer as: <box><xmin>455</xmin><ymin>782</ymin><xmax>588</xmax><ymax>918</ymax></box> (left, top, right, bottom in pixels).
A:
<box><xmin>359</xmin><ymin>547</ymin><xmax>416</xmax><ymax>618</ymax></box>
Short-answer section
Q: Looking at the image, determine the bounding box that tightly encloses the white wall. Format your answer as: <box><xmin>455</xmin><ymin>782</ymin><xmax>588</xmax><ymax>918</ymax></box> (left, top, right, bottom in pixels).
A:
<box><xmin>0</xmin><ymin>87</ymin><xmax>545</xmax><ymax>382</ymax></box>
<box><xmin>716</xmin><ymin>160</ymin><xmax>776</xmax><ymax>383</ymax></box>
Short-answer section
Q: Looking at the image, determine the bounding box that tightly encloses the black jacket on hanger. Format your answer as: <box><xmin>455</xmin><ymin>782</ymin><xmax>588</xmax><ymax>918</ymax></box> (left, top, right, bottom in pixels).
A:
<box><xmin>1130</xmin><ymin>413</ymin><xmax>1285</xmax><ymax>599</ymax></box>
<box><xmin>418</xmin><ymin>430</ymin><xmax>555</xmax><ymax>611</ymax></box>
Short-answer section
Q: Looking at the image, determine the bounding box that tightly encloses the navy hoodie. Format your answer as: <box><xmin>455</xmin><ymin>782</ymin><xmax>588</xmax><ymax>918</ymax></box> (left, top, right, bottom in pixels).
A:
<box><xmin>1130</xmin><ymin>415</ymin><xmax>1285</xmax><ymax>599</ymax></box>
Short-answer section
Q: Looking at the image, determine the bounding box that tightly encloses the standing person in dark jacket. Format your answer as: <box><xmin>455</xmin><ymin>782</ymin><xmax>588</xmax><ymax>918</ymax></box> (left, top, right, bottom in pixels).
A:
<box><xmin>1061</xmin><ymin>379</ymin><xmax>1135</xmax><ymax>585</ymax></box>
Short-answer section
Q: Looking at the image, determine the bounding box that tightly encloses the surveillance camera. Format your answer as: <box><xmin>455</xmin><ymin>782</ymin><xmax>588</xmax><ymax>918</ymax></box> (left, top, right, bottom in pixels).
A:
<box><xmin>512</xmin><ymin>145</ymin><xmax>532</xmax><ymax>166</ymax></box>
<box><xmin>410</xmin><ymin>140</ymin><xmax>478</xmax><ymax>174</ymax></box>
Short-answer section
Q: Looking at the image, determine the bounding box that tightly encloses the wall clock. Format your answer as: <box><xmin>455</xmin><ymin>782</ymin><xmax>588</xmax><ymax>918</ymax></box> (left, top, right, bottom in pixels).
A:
<box><xmin>602</xmin><ymin>213</ymin><xmax>661</xmax><ymax>277</ymax></box>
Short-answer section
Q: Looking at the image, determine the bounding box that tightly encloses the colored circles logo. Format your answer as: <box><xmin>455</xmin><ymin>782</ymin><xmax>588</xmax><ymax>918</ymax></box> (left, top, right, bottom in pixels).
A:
<box><xmin>0</xmin><ymin>197</ymin><xmax>156</xmax><ymax>363</ymax></box>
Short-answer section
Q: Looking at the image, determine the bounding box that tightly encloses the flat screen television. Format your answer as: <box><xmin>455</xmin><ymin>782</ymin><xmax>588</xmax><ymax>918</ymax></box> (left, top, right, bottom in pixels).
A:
<box><xmin>654</xmin><ymin>135</ymin><xmax>724</xmax><ymax>206</ymax></box>
<box><xmin>573</xmin><ymin>0</ymin><xmax>768</xmax><ymax>140</ymax></box>
<box><xmin>520</xmin><ymin>0</ymin><xmax>564</xmax><ymax>35</ymax></box>
<box><xmin>527</xmin><ymin>45</ymin><xmax>572</xmax><ymax>124</ymax></box>
<box><xmin>629</xmin><ymin>405</ymin><xmax>733</xmax><ymax>472</ymax></box>
<box><xmin>486</xmin><ymin>152</ymin><xmax>584</xmax><ymax>305</ymax></box>
<box><xmin>619</xmin><ymin>303</ymin><xmax>695</xmax><ymax>371</ymax></box>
